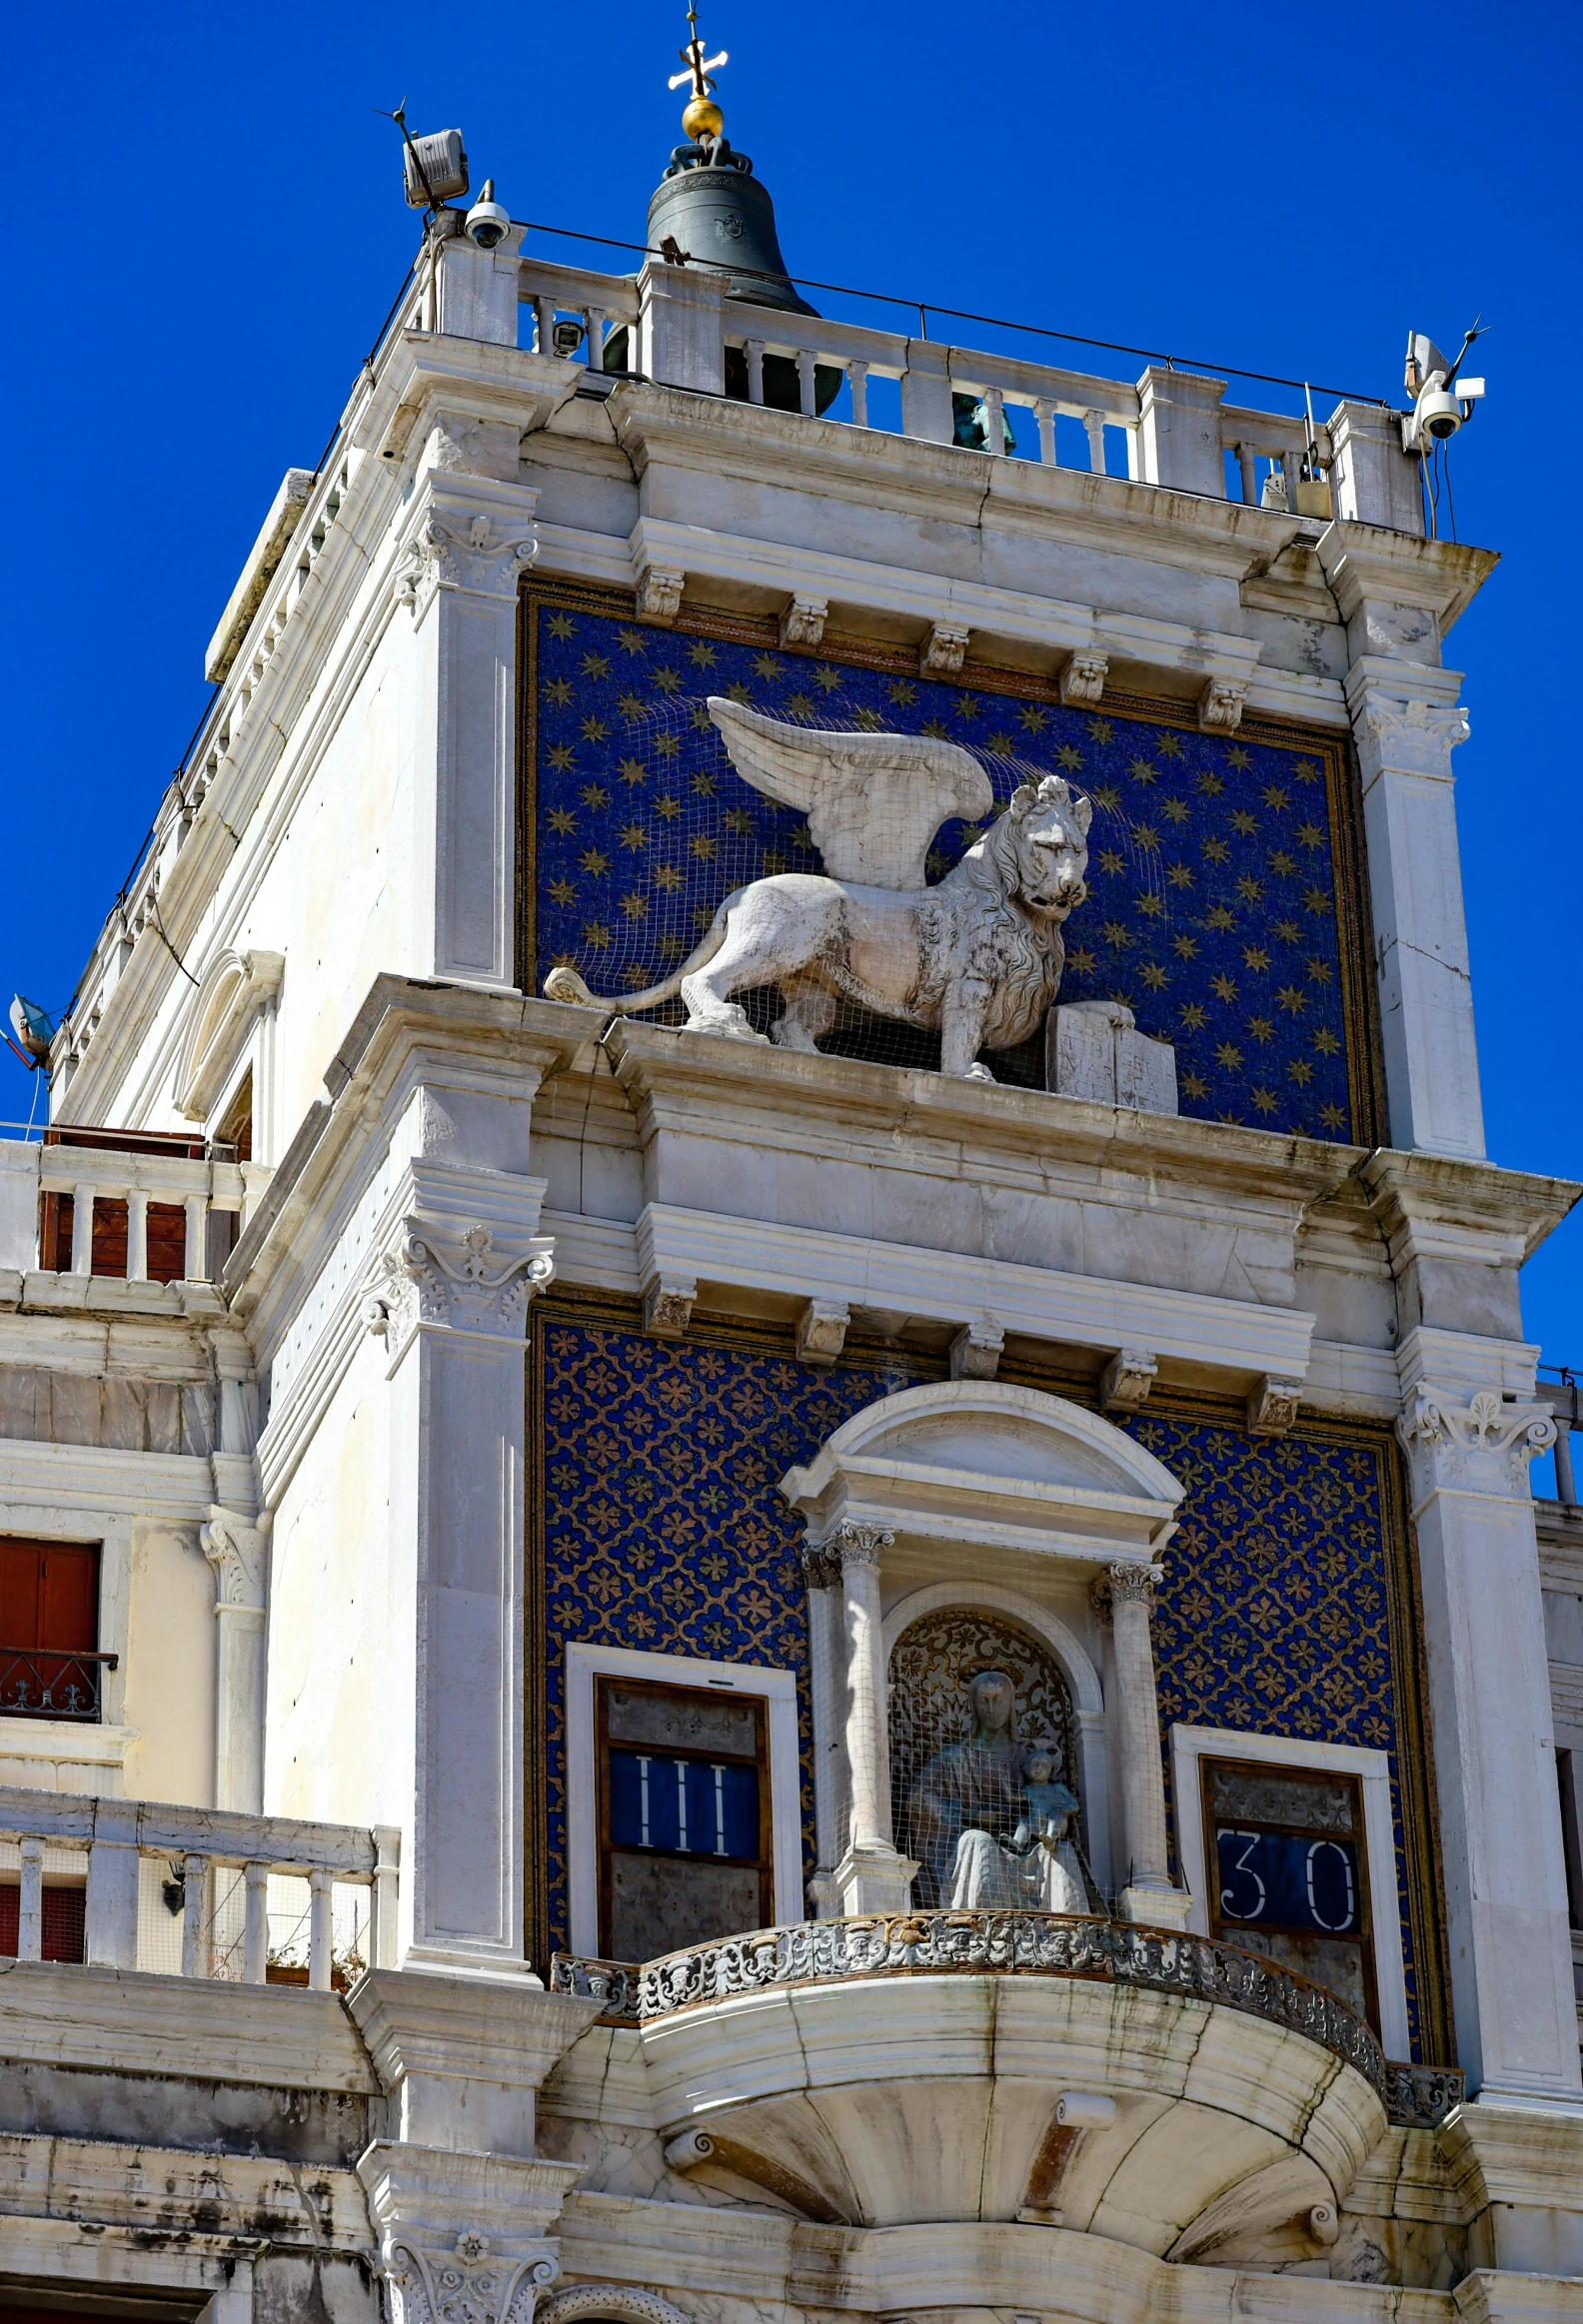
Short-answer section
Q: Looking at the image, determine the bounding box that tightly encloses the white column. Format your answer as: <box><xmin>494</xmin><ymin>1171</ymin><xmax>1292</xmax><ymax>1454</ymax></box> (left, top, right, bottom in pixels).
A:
<box><xmin>70</xmin><ymin>1183</ymin><xmax>94</xmax><ymax>1275</ymax></box>
<box><xmin>243</xmin><ymin>1860</ymin><xmax>270</xmax><ymax>1984</ymax></box>
<box><xmin>801</xmin><ymin>1543</ymin><xmax>847</xmax><ymax>1914</ymax></box>
<box><xmin>1348</xmin><ymin>676</ymin><xmax>1483</xmax><ymax>1159</ymax></box>
<box><xmin>1398</xmin><ymin>1385</ymin><xmax>1581</xmax><ymax>2099</ymax></box>
<box><xmin>398</xmin><ymin>471</ymin><xmax>539</xmax><ymax>993</ymax></box>
<box><xmin>183</xmin><ymin>1192</ymin><xmax>209</xmax><ymax>1281</ymax></box>
<box><xmin>17</xmin><ymin>1836</ymin><xmax>44</xmax><ymax>1960</ymax></box>
<box><xmin>200</xmin><ymin>1511</ymin><xmax>269</xmax><ymax>1813</ymax></box>
<box><xmin>1106</xmin><ymin>1563</ymin><xmax>1192</xmax><ymax>1929</ymax></box>
<box><xmin>368</xmin><ymin>1166</ymin><xmax>555</xmax><ymax>1977</ymax></box>
<box><xmin>125</xmin><ymin>1190</ymin><xmax>149</xmax><ymax>1282</ymax></box>
<box><xmin>1135</xmin><ymin>368</ymin><xmax>1228</xmax><ymax>496</ymax></box>
<box><xmin>831</xmin><ymin>1522</ymin><xmax>917</xmax><ymax>1914</ymax></box>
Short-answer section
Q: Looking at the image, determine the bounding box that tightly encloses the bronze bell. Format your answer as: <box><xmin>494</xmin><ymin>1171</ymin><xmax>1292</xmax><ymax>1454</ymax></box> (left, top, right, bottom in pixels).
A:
<box><xmin>612</xmin><ymin>132</ymin><xmax>839</xmax><ymax>416</ymax></box>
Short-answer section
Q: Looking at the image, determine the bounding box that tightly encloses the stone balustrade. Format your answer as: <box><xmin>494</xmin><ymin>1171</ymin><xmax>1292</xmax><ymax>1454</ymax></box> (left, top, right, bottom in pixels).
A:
<box><xmin>513</xmin><ymin>251</ymin><xmax>1418</xmax><ymax>528</ymax></box>
<box><xmin>0</xmin><ymin>1136</ymin><xmax>268</xmax><ymax>1285</ymax></box>
<box><xmin>0</xmin><ymin>1784</ymin><xmax>398</xmax><ymax>1986</ymax></box>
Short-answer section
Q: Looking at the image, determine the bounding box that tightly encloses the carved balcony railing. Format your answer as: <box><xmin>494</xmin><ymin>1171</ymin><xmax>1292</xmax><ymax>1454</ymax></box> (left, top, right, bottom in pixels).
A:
<box><xmin>0</xmin><ymin>1647</ymin><xmax>116</xmax><ymax>1722</ymax></box>
<box><xmin>0</xmin><ymin>1786</ymin><xmax>398</xmax><ymax>1984</ymax></box>
<box><xmin>551</xmin><ymin>1909</ymin><xmax>1463</xmax><ymax>2130</ymax></box>
<box><xmin>0</xmin><ymin>1128</ymin><xmax>267</xmax><ymax>1287</ymax></box>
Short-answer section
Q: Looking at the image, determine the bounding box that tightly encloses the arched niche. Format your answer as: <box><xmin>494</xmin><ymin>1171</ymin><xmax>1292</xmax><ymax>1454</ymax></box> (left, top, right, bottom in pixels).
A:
<box><xmin>781</xmin><ymin>1381</ymin><xmax>1186</xmax><ymax>1920</ymax></box>
<box><xmin>881</xmin><ymin>1580</ymin><xmax>1112</xmax><ymax>1896</ymax></box>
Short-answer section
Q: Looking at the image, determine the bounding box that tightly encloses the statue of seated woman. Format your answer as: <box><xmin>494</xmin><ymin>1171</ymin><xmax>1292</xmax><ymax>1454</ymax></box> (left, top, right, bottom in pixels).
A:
<box><xmin>905</xmin><ymin>1668</ymin><xmax>1088</xmax><ymax>1913</ymax></box>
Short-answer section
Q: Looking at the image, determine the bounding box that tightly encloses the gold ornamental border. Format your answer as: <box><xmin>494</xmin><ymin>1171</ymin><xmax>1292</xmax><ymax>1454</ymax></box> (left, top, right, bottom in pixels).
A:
<box><xmin>524</xmin><ymin>1287</ymin><xmax>1452</xmax><ymax>2069</ymax></box>
<box><xmin>516</xmin><ymin>580</ymin><xmax>1386</xmax><ymax>1146</ymax></box>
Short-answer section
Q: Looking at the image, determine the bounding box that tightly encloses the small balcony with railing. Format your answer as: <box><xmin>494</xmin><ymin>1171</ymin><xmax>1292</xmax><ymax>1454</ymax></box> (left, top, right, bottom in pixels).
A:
<box><xmin>0</xmin><ymin>1122</ymin><xmax>267</xmax><ymax>1299</ymax></box>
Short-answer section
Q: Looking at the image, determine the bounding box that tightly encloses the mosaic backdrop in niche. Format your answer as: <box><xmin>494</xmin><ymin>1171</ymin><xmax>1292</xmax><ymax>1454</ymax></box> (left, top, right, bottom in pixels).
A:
<box><xmin>1126</xmin><ymin>1411</ymin><xmax>1422</xmax><ymax>2059</ymax></box>
<box><xmin>537</xmin><ymin>1313</ymin><xmax>921</xmax><ymax>1957</ymax></box>
<box><xmin>528</xmin><ymin>598</ymin><xmax>1357</xmax><ymax>1140</ymax></box>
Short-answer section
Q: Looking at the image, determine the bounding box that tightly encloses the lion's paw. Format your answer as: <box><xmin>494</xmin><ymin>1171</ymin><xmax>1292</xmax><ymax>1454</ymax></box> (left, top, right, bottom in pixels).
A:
<box><xmin>961</xmin><ymin>1062</ymin><xmax>995</xmax><ymax>1083</ymax></box>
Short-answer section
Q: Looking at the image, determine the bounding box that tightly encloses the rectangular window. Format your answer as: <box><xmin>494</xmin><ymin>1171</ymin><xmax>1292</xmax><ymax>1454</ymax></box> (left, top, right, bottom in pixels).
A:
<box><xmin>596</xmin><ymin>1675</ymin><xmax>773</xmax><ymax>1961</ymax></box>
<box><xmin>0</xmin><ymin>1537</ymin><xmax>105</xmax><ymax>1721</ymax></box>
<box><xmin>1200</xmin><ymin>1753</ymin><xmax>1379</xmax><ymax>2031</ymax></box>
<box><xmin>0</xmin><ymin>1882</ymin><xmax>85</xmax><ymax>1961</ymax></box>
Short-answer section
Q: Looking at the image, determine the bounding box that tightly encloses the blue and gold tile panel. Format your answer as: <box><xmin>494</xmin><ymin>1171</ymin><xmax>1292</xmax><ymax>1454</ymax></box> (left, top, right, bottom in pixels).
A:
<box><xmin>531</xmin><ymin>1309</ymin><xmax>1436</xmax><ymax>2056</ymax></box>
<box><xmin>523</xmin><ymin>590</ymin><xmax>1376</xmax><ymax>1143</ymax></box>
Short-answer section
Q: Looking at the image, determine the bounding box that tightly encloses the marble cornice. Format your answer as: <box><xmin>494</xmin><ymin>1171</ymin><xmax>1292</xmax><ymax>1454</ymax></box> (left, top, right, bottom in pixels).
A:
<box><xmin>1362</xmin><ymin>1148</ymin><xmax>1581</xmax><ymax>1269</ymax></box>
<box><xmin>1316</xmin><ymin>519</ymin><xmax>1498</xmax><ymax>631</ymax></box>
<box><xmin>353</xmin><ymin>329</ymin><xmax>581</xmax><ymax>470</ymax></box>
<box><xmin>607</xmin><ymin>381</ymin><xmax>1307</xmax><ymax>583</ymax></box>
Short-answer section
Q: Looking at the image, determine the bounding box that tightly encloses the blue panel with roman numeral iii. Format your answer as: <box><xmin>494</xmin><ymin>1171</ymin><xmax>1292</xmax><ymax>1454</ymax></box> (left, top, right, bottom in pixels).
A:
<box><xmin>609</xmin><ymin>1747</ymin><xmax>760</xmax><ymax>1859</ymax></box>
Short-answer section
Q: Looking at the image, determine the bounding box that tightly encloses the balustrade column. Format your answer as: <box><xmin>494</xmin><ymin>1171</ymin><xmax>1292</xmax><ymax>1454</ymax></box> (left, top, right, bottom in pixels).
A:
<box><xmin>17</xmin><ymin>1836</ymin><xmax>44</xmax><ymax>1960</ymax></box>
<box><xmin>125</xmin><ymin>1190</ymin><xmax>149</xmax><ymax>1282</ymax></box>
<box><xmin>1104</xmin><ymin>1562</ymin><xmax>1190</xmax><ymax>1927</ymax></box>
<box><xmin>831</xmin><ymin>1522</ymin><xmax>917</xmax><ymax>1914</ymax></box>
<box><xmin>70</xmin><ymin>1184</ymin><xmax>94</xmax><ymax>1275</ymax></box>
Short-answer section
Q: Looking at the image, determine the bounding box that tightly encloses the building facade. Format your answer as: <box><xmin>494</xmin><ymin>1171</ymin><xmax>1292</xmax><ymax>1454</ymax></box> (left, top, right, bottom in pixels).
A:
<box><xmin>3</xmin><ymin>72</ymin><xmax>1583</xmax><ymax>2324</ymax></box>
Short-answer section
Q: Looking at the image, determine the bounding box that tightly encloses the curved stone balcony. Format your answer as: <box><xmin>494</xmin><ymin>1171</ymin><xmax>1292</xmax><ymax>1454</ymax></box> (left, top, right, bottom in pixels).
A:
<box><xmin>549</xmin><ymin>1912</ymin><xmax>1460</xmax><ymax>2258</ymax></box>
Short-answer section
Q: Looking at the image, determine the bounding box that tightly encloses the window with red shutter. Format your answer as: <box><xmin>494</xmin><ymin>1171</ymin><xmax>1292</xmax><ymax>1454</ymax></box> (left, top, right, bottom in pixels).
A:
<box><xmin>0</xmin><ymin>1537</ymin><xmax>109</xmax><ymax>1721</ymax></box>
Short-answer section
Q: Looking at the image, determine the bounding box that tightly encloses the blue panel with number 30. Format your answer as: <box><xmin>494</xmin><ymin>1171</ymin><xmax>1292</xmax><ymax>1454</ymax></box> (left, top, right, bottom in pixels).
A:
<box><xmin>1215</xmin><ymin>1826</ymin><xmax>1360</xmax><ymax>1934</ymax></box>
<box><xmin>609</xmin><ymin>1749</ymin><xmax>760</xmax><ymax>1859</ymax></box>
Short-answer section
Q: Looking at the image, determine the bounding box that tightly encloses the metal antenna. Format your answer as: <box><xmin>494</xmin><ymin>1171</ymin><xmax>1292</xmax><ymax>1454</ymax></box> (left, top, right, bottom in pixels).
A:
<box><xmin>375</xmin><ymin>99</ymin><xmax>441</xmax><ymax>215</ymax></box>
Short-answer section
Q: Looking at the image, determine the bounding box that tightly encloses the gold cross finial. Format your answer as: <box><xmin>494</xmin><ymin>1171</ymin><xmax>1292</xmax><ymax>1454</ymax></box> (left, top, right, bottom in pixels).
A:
<box><xmin>668</xmin><ymin>5</ymin><xmax>728</xmax><ymax>141</ymax></box>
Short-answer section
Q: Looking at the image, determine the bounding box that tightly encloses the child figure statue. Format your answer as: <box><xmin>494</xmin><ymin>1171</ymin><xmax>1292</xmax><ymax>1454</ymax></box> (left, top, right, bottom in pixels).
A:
<box><xmin>1010</xmin><ymin>1745</ymin><xmax>1089</xmax><ymax>1915</ymax></box>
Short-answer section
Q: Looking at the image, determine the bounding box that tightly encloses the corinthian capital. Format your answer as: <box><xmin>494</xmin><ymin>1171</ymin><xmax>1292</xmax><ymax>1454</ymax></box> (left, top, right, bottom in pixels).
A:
<box><xmin>365</xmin><ymin>1219</ymin><xmax>555</xmax><ymax>1356</ymax></box>
<box><xmin>832</xmin><ymin>1520</ymin><xmax>893</xmax><ymax>1571</ymax></box>
<box><xmin>1354</xmin><ymin>692</ymin><xmax>1470</xmax><ymax>785</ymax></box>
<box><xmin>200</xmin><ymin>1507</ymin><xmax>269</xmax><ymax>1612</ymax></box>
<box><xmin>397</xmin><ymin>511</ymin><xmax>538</xmax><ymax>617</ymax></box>
<box><xmin>1105</xmin><ymin>1560</ymin><xmax>1166</xmax><ymax>1611</ymax></box>
<box><xmin>381</xmin><ymin>2232</ymin><xmax>558</xmax><ymax>2324</ymax></box>
<box><xmin>1398</xmin><ymin>1388</ymin><xmax>1556</xmax><ymax>1487</ymax></box>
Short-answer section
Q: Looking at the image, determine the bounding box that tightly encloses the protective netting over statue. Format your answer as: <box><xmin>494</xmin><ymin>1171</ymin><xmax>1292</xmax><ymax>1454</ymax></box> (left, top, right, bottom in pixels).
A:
<box><xmin>529</xmin><ymin>599</ymin><xmax>1360</xmax><ymax>1136</ymax></box>
<box><xmin>886</xmin><ymin>1609</ymin><xmax>1080</xmax><ymax>1908</ymax></box>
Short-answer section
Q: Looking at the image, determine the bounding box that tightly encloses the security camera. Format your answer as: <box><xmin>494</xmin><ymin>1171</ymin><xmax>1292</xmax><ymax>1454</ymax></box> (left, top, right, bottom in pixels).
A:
<box><xmin>1401</xmin><ymin>322</ymin><xmax>1487</xmax><ymax>456</ymax></box>
<box><xmin>466</xmin><ymin>179</ymin><xmax>510</xmax><ymax>250</ymax></box>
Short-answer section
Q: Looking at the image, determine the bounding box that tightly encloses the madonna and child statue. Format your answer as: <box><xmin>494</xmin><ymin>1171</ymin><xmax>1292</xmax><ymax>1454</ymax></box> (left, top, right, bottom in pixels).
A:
<box><xmin>904</xmin><ymin>1667</ymin><xmax>1089</xmax><ymax>1913</ymax></box>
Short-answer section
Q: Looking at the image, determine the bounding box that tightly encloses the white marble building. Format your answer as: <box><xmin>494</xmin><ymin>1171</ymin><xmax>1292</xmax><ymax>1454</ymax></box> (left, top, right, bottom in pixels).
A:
<box><xmin>2</xmin><ymin>59</ymin><xmax>1582</xmax><ymax>2324</ymax></box>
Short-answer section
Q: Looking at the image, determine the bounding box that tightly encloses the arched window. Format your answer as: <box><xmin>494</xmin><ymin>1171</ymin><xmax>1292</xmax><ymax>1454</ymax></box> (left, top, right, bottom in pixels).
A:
<box><xmin>888</xmin><ymin>1608</ymin><xmax>1080</xmax><ymax>1908</ymax></box>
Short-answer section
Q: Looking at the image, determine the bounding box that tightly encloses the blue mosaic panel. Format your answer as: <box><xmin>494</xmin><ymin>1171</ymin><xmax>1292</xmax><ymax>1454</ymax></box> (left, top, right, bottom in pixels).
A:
<box><xmin>537</xmin><ymin>1318</ymin><xmax>1421</xmax><ymax>2060</ymax></box>
<box><xmin>1128</xmin><ymin>1411</ymin><xmax>1421</xmax><ymax>2057</ymax></box>
<box><xmin>529</xmin><ymin>599</ymin><xmax>1359</xmax><ymax>1139</ymax></box>
<box><xmin>537</xmin><ymin>1317</ymin><xmax>920</xmax><ymax>1956</ymax></box>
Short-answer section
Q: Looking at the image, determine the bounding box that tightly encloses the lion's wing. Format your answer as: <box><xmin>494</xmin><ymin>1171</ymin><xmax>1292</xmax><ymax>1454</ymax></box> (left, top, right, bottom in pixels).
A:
<box><xmin>708</xmin><ymin>696</ymin><xmax>993</xmax><ymax>888</ymax></box>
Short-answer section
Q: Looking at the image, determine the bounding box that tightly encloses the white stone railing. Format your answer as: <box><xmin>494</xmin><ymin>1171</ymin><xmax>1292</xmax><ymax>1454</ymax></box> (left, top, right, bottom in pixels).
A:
<box><xmin>0</xmin><ymin>1786</ymin><xmax>398</xmax><ymax>1986</ymax></box>
<box><xmin>25</xmin><ymin>1138</ymin><xmax>267</xmax><ymax>1284</ymax></box>
<box><xmin>1537</xmin><ymin>1374</ymin><xmax>1579</xmax><ymax>1506</ymax></box>
<box><xmin>512</xmin><ymin>252</ymin><xmax>1413</xmax><ymax>526</ymax></box>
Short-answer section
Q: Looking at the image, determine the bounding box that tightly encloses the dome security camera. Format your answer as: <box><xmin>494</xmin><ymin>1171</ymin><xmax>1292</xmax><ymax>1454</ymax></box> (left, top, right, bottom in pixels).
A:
<box><xmin>1416</xmin><ymin>386</ymin><xmax>1463</xmax><ymax>442</ymax></box>
<box><xmin>466</xmin><ymin>179</ymin><xmax>510</xmax><ymax>250</ymax></box>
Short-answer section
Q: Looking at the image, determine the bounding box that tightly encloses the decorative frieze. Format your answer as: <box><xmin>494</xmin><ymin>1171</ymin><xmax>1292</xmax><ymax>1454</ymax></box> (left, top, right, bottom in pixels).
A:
<box><xmin>948</xmin><ymin>1319</ymin><xmax>1004</xmax><ymax>1380</ymax></box>
<box><xmin>1198</xmin><ymin>676</ymin><xmax>1249</xmax><ymax>733</ymax></box>
<box><xmin>795</xmin><ymin>1297</ymin><xmax>850</xmax><ymax>1366</ymax></box>
<box><xmin>1247</xmin><ymin>1374</ymin><xmax>1304</xmax><ymax>1437</ymax></box>
<box><xmin>636</xmin><ymin>563</ymin><xmax>686</xmax><ymax>625</ymax></box>
<box><xmin>1101</xmin><ymin>1348</ymin><xmax>1157</xmax><ymax>1414</ymax></box>
<box><xmin>642</xmin><ymin>1270</ymin><xmax>697</xmax><ymax>1338</ymax></box>
<box><xmin>778</xmin><ymin>593</ymin><xmax>827</xmax><ymax>648</ymax></box>
<box><xmin>919</xmin><ymin>620</ymin><xmax>970</xmax><ymax>675</ymax></box>
<box><xmin>1058</xmin><ymin>649</ymin><xmax>1108</xmax><ymax>706</ymax></box>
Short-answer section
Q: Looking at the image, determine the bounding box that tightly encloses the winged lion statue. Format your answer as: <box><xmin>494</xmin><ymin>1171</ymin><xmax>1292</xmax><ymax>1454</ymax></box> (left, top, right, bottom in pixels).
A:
<box><xmin>544</xmin><ymin>697</ymin><xmax>1092</xmax><ymax>1080</ymax></box>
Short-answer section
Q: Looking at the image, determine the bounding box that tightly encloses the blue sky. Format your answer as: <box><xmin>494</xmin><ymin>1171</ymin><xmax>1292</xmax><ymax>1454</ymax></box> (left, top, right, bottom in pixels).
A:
<box><xmin>6</xmin><ymin>0</ymin><xmax>1577</xmax><ymax>1362</ymax></box>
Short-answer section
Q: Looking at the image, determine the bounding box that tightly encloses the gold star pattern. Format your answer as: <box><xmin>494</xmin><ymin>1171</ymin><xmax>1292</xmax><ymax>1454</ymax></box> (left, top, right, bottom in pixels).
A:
<box><xmin>532</xmin><ymin>602</ymin><xmax>1354</xmax><ymax>1139</ymax></box>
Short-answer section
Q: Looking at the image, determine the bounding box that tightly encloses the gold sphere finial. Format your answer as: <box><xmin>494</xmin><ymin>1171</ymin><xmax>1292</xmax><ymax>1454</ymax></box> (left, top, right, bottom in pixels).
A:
<box><xmin>682</xmin><ymin>92</ymin><xmax>725</xmax><ymax>141</ymax></box>
<box><xmin>668</xmin><ymin>6</ymin><xmax>729</xmax><ymax>145</ymax></box>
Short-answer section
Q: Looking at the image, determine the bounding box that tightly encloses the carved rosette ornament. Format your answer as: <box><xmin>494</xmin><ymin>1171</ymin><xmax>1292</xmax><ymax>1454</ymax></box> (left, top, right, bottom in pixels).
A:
<box><xmin>397</xmin><ymin>513</ymin><xmax>539</xmax><ymax>618</ymax></box>
<box><xmin>382</xmin><ymin>2233</ymin><xmax>558</xmax><ymax>2324</ymax></box>
<box><xmin>1397</xmin><ymin>1389</ymin><xmax>1556</xmax><ymax>1487</ymax></box>
<box><xmin>365</xmin><ymin>1221</ymin><xmax>556</xmax><ymax>1357</ymax></box>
